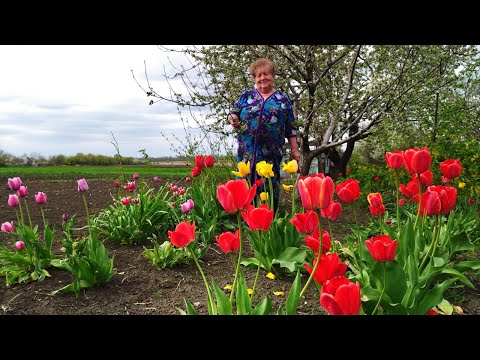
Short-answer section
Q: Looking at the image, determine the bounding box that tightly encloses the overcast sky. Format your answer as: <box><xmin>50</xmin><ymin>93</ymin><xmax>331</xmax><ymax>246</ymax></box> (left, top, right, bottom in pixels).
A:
<box><xmin>0</xmin><ymin>45</ymin><xmax>204</xmax><ymax>159</ymax></box>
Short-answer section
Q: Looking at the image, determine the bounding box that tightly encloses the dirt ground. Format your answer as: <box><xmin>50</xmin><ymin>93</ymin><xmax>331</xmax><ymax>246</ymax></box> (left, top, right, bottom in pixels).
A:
<box><xmin>1</xmin><ymin>178</ymin><xmax>479</xmax><ymax>315</ymax></box>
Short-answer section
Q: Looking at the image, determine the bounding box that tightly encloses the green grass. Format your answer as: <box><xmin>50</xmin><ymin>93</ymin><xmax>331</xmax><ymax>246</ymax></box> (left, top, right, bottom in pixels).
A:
<box><xmin>0</xmin><ymin>165</ymin><xmax>190</xmax><ymax>180</ymax></box>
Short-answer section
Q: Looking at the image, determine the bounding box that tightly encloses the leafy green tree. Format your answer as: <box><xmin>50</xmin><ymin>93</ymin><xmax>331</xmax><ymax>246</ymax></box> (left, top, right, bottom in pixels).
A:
<box><xmin>134</xmin><ymin>45</ymin><xmax>479</xmax><ymax>177</ymax></box>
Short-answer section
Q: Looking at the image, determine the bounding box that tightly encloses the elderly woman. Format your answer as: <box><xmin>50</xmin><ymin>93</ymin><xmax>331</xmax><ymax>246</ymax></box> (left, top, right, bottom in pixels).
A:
<box><xmin>228</xmin><ymin>58</ymin><xmax>300</xmax><ymax>211</ymax></box>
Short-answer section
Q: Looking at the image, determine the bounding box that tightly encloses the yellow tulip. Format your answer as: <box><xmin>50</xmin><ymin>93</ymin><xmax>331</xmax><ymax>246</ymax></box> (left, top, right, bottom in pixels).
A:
<box><xmin>282</xmin><ymin>159</ymin><xmax>298</xmax><ymax>174</ymax></box>
<box><xmin>256</xmin><ymin>161</ymin><xmax>274</xmax><ymax>178</ymax></box>
<box><xmin>458</xmin><ymin>182</ymin><xmax>466</xmax><ymax>188</ymax></box>
<box><xmin>266</xmin><ymin>272</ymin><xmax>276</xmax><ymax>280</ymax></box>
<box><xmin>231</xmin><ymin>161</ymin><xmax>251</xmax><ymax>177</ymax></box>
<box><xmin>260</xmin><ymin>192</ymin><xmax>269</xmax><ymax>201</ymax></box>
<box><xmin>273</xmin><ymin>291</ymin><xmax>285</xmax><ymax>296</ymax></box>
<box><xmin>282</xmin><ymin>184</ymin><xmax>293</xmax><ymax>192</ymax></box>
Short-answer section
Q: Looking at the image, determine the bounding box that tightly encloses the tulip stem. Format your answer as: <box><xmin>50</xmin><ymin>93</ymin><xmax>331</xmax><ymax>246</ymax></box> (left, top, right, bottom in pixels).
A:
<box><xmin>372</xmin><ymin>263</ymin><xmax>386</xmax><ymax>315</ymax></box>
<box><xmin>40</xmin><ymin>206</ymin><xmax>47</xmax><ymax>231</ymax></box>
<box><xmin>394</xmin><ymin>171</ymin><xmax>401</xmax><ymax>234</ymax></box>
<box><xmin>17</xmin><ymin>198</ymin><xmax>25</xmax><ymax>226</ymax></box>
<box><xmin>189</xmin><ymin>243</ymin><xmax>215</xmax><ymax>314</ymax></box>
<box><xmin>419</xmin><ymin>215</ymin><xmax>440</xmax><ymax>274</ymax></box>
<box><xmin>82</xmin><ymin>193</ymin><xmax>92</xmax><ymax>239</ymax></box>
<box><xmin>250</xmin><ymin>233</ymin><xmax>264</xmax><ymax>303</ymax></box>
<box><xmin>230</xmin><ymin>213</ymin><xmax>243</xmax><ymax>303</ymax></box>
<box><xmin>24</xmin><ymin>199</ymin><xmax>32</xmax><ymax>228</ymax></box>
<box><xmin>414</xmin><ymin>176</ymin><xmax>423</xmax><ymax>230</ymax></box>
<box><xmin>299</xmin><ymin>210</ymin><xmax>323</xmax><ymax>300</ymax></box>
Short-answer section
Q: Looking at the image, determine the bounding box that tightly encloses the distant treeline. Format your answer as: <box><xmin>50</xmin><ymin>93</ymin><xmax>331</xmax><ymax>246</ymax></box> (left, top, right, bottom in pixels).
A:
<box><xmin>0</xmin><ymin>150</ymin><xmax>190</xmax><ymax>167</ymax></box>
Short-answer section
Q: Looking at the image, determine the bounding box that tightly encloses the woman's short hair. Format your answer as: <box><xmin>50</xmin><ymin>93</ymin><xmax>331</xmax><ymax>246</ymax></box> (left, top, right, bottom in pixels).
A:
<box><xmin>249</xmin><ymin>58</ymin><xmax>276</xmax><ymax>77</ymax></box>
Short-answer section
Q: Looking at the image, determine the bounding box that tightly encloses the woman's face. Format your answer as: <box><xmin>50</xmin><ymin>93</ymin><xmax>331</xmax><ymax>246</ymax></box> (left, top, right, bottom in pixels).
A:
<box><xmin>254</xmin><ymin>66</ymin><xmax>274</xmax><ymax>94</ymax></box>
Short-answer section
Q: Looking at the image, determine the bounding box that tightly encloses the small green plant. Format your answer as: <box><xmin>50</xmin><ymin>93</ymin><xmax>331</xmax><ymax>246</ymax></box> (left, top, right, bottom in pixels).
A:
<box><xmin>50</xmin><ymin>179</ymin><xmax>115</xmax><ymax>298</ymax></box>
<box><xmin>91</xmin><ymin>179</ymin><xmax>178</xmax><ymax>245</ymax></box>
<box><xmin>143</xmin><ymin>237</ymin><xmax>192</xmax><ymax>269</ymax></box>
<box><xmin>0</xmin><ymin>177</ymin><xmax>57</xmax><ymax>286</ymax></box>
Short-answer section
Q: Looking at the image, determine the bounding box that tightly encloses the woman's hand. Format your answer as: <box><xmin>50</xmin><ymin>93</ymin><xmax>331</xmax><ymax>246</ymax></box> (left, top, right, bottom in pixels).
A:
<box><xmin>291</xmin><ymin>148</ymin><xmax>301</xmax><ymax>162</ymax></box>
<box><xmin>228</xmin><ymin>114</ymin><xmax>240</xmax><ymax>128</ymax></box>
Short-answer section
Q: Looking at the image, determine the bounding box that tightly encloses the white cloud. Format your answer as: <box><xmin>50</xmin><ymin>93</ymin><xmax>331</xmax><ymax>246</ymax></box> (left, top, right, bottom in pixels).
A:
<box><xmin>0</xmin><ymin>45</ymin><xmax>204</xmax><ymax>158</ymax></box>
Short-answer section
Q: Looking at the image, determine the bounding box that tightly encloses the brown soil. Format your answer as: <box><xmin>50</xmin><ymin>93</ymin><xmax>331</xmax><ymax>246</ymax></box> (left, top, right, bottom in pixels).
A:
<box><xmin>0</xmin><ymin>179</ymin><xmax>479</xmax><ymax>315</ymax></box>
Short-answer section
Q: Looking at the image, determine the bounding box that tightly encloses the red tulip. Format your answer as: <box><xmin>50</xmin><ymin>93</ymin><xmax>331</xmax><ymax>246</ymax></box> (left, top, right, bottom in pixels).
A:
<box><xmin>205</xmin><ymin>155</ymin><xmax>215</xmax><ymax>167</ymax></box>
<box><xmin>320</xmin><ymin>276</ymin><xmax>362</xmax><ymax>315</ymax></box>
<box><xmin>190</xmin><ymin>166</ymin><xmax>202</xmax><ymax>177</ymax></box>
<box><xmin>216</xmin><ymin>229</ymin><xmax>240</xmax><ymax>253</ymax></box>
<box><xmin>290</xmin><ymin>210</ymin><xmax>319</xmax><ymax>234</ymax></box>
<box><xmin>320</xmin><ymin>200</ymin><xmax>342</xmax><ymax>221</ymax></box>
<box><xmin>399</xmin><ymin>179</ymin><xmax>419</xmax><ymax>198</ymax></box>
<box><xmin>369</xmin><ymin>204</ymin><xmax>386</xmax><ymax>216</ymax></box>
<box><xmin>241</xmin><ymin>204</ymin><xmax>274</xmax><ymax>231</ymax></box>
<box><xmin>365</xmin><ymin>234</ymin><xmax>398</xmax><ymax>262</ymax></box>
<box><xmin>385</xmin><ymin>151</ymin><xmax>405</xmax><ymax>169</ymax></box>
<box><xmin>440</xmin><ymin>159</ymin><xmax>462</xmax><ymax>180</ymax></box>
<box><xmin>468</xmin><ymin>198</ymin><xmax>474</xmax><ymax>206</ymax></box>
<box><xmin>305</xmin><ymin>229</ymin><xmax>331</xmax><ymax>254</ymax></box>
<box><xmin>420</xmin><ymin>185</ymin><xmax>457</xmax><ymax>216</ymax></box>
<box><xmin>426</xmin><ymin>309</ymin><xmax>438</xmax><ymax>315</ymax></box>
<box><xmin>336</xmin><ymin>179</ymin><xmax>360</xmax><ymax>203</ymax></box>
<box><xmin>194</xmin><ymin>155</ymin><xmax>205</xmax><ymax>170</ymax></box>
<box><xmin>121</xmin><ymin>197</ymin><xmax>131</xmax><ymax>205</ymax></box>
<box><xmin>298</xmin><ymin>174</ymin><xmax>334</xmax><ymax>210</ymax></box>
<box><xmin>217</xmin><ymin>179</ymin><xmax>257</xmax><ymax>214</ymax></box>
<box><xmin>398</xmin><ymin>198</ymin><xmax>406</xmax><ymax>206</ymax></box>
<box><xmin>113</xmin><ymin>181</ymin><xmax>120</xmax><ymax>188</ymax></box>
<box><xmin>409</xmin><ymin>147</ymin><xmax>432</xmax><ymax>174</ymax></box>
<box><xmin>168</xmin><ymin>221</ymin><xmax>196</xmax><ymax>248</ymax></box>
<box><xmin>367</xmin><ymin>193</ymin><xmax>383</xmax><ymax>207</ymax></box>
<box><xmin>412</xmin><ymin>170</ymin><xmax>433</xmax><ymax>187</ymax></box>
<box><xmin>304</xmin><ymin>253</ymin><xmax>347</xmax><ymax>286</ymax></box>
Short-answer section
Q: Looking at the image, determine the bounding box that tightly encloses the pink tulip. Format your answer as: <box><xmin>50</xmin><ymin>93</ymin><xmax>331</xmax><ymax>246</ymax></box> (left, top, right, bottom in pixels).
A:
<box><xmin>15</xmin><ymin>241</ymin><xmax>25</xmax><ymax>250</ymax></box>
<box><xmin>7</xmin><ymin>177</ymin><xmax>22</xmax><ymax>191</ymax></box>
<box><xmin>1</xmin><ymin>221</ymin><xmax>15</xmax><ymax>232</ymax></box>
<box><xmin>8</xmin><ymin>194</ymin><xmax>19</xmax><ymax>207</ymax></box>
<box><xmin>35</xmin><ymin>192</ymin><xmax>47</xmax><ymax>204</ymax></box>
<box><xmin>77</xmin><ymin>178</ymin><xmax>89</xmax><ymax>192</ymax></box>
<box><xmin>133</xmin><ymin>173</ymin><xmax>140</xmax><ymax>180</ymax></box>
<box><xmin>62</xmin><ymin>213</ymin><xmax>70</xmax><ymax>222</ymax></box>
<box><xmin>113</xmin><ymin>181</ymin><xmax>120</xmax><ymax>188</ymax></box>
<box><xmin>153</xmin><ymin>176</ymin><xmax>159</xmax><ymax>182</ymax></box>
<box><xmin>181</xmin><ymin>199</ymin><xmax>195</xmax><ymax>213</ymax></box>
<box><xmin>121</xmin><ymin>197</ymin><xmax>131</xmax><ymax>206</ymax></box>
<box><xmin>17</xmin><ymin>185</ymin><xmax>28</xmax><ymax>198</ymax></box>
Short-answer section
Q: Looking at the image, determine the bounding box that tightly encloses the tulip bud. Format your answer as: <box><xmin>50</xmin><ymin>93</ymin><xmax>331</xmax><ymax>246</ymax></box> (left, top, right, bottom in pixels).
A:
<box><xmin>15</xmin><ymin>241</ymin><xmax>25</xmax><ymax>250</ymax></box>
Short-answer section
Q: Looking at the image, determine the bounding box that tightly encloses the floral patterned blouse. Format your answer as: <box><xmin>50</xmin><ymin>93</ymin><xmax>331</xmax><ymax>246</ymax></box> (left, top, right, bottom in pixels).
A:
<box><xmin>229</xmin><ymin>87</ymin><xmax>297</xmax><ymax>183</ymax></box>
